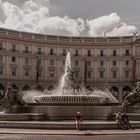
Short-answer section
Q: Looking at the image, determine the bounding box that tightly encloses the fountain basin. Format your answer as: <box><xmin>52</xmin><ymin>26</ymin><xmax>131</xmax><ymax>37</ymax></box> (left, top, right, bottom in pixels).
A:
<box><xmin>33</xmin><ymin>95</ymin><xmax>108</xmax><ymax>104</ymax></box>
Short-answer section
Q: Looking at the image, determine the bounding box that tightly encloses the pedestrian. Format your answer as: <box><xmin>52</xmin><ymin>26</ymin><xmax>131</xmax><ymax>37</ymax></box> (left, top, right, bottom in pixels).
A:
<box><xmin>75</xmin><ymin>112</ymin><xmax>82</xmax><ymax>130</ymax></box>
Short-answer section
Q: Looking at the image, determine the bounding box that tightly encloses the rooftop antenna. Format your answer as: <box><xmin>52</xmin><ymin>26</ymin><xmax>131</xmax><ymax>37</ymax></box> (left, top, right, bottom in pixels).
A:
<box><xmin>104</xmin><ymin>32</ymin><xmax>107</xmax><ymax>37</ymax></box>
<box><xmin>132</xmin><ymin>32</ymin><xmax>138</xmax><ymax>42</ymax></box>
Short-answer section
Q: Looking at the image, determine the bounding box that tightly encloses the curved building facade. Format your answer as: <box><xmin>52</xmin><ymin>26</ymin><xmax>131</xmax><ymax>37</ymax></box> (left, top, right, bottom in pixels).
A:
<box><xmin>0</xmin><ymin>27</ymin><xmax>140</xmax><ymax>102</ymax></box>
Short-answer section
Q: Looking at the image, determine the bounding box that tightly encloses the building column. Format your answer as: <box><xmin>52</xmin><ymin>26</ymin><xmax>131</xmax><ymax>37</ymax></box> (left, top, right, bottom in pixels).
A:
<box><xmin>118</xmin><ymin>87</ymin><xmax>123</xmax><ymax>102</ymax></box>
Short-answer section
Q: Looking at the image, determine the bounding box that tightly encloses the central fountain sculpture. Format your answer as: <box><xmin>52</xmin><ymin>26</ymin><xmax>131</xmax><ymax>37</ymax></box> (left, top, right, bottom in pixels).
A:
<box><xmin>22</xmin><ymin>52</ymin><xmax>118</xmax><ymax>105</ymax></box>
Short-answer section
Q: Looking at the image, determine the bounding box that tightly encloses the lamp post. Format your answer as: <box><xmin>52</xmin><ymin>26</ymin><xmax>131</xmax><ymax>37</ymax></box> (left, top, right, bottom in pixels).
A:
<box><xmin>36</xmin><ymin>55</ymin><xmax>41</xmax><ymax>84</ymax></box>
<box><xmin>83</xmin><ymin>59</ymin><xmax>87</xmax><ymax>87</ymax></box>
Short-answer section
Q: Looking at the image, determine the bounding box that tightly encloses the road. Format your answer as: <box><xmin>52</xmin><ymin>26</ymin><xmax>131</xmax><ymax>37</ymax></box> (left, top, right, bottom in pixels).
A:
<box><xmin>0</xmin><ymin>134</ymin><xmax>140</xmax><ymax>140</ymax></box>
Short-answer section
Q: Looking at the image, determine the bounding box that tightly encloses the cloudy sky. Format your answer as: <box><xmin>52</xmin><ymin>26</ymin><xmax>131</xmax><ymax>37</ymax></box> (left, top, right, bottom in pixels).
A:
<box><xmin>0</xmin><ymin>0</ymin><xmax>139</xmax><ymax>36</ymax></box>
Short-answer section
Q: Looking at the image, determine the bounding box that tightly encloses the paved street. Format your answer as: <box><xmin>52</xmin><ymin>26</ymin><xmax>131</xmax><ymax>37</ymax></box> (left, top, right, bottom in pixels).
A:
<box><xmin>0</xmin><ymin>134</ymin><xmax>140</xmax><ymax>140</ymax></box>
<box><xmin>0</xmin><ymin>128</ymin><xmax>140</xmax><ymax>140</ymax></box>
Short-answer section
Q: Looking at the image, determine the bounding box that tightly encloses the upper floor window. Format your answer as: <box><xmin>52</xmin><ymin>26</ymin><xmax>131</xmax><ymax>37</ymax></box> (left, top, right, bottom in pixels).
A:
<box><xmin>63</xmin><ymin>49</ymin><xmax>66</xmax><ymax>56</ymax></box>
<box><xmin>112</xmin><ymin>71</ymin><xmax>117</xmax><ymax>79</ymax></box>
<box><xmin>125</xmin><ymin>60</ymin><xmax>129</xmax><ymax>66</ymax></box>
<box><xmin>50</xmin><ymin>59</ymin><xmax>54</xmax><ymax>66</ymax></box>
<box><xmin>113</xmin><ymin>50</ymin><xmax>117</xmax><ymax>56</ymax></box>
<box><xmin>75</xmin><ymin>71</ymin><xmax>79</xmax><ymax>78</ymax></box>
<box><xmin>12</xmin><ymin>44</ymin><xmax>16</xmax><ymax>52</ymax></box>
<box><xmin>11</xmin><ymin>68</ymin><xmax>16</xmax><ymax>76</ymax></box>
<box><xmin>0</xmin><ymin>55</ymin><xmax>2</xmax><ymax>61</ymax></box>
<box><xmin>62</xmin><ymin>60</ymin><xmax>65</xmax><ymax>65</ymax></box>
<box><xmin>12</xmin><ymin>56</ymin><xmax>16</xmax><ymax>62</ymax></box>
<box><xmin>0</xmin><ymin>43</ymin><xmax>2</xmax><ymax>50</ymax></box>
<box><xmin>100</xmin><ymin>50</ymin><xmax>104</xmax><ymax>57</ymax></box>
<box><xmin>25</xmin><ymin>70</ymin><xmax>29</xmax><ymax>76</ymax></box>
<box><xmin>100</xmin><ymin>71</ymin><xmax>104</xmax><ymax>79</ymax></box>
<box><xmin>113</xmin><ymin>60</ymin><xmax>116</xmax><ymax>66</ymax></box>
<box><xmin>87</xmin><ymin>71</ymin><xmax>92</xmax><ymax>79</ymax></box>
<box><xmin>125</xmin><ymin>70</ymin><xmax>129</xmax><ymax>79</ymax></box>
<box><xmin>87</xmin><ymin>50</ymin><xmax>91</xmax><ymax>56</ymax></box>
<box><xmin>75</xmin><ymin>60</ymin><xmax>79</xmax><ymax>66</ymax></box>
<box><xmin>25</xmin><ymin>57</ymin><xmax>29</xmax><ymax>64</ymax></box>
<box><xmin>75</xmin><ymin>50</ymin><xmax>78</xmax><ymax>56</ymax></box>
<box><xmin>38</xmin><ymin>48</ymin><xmax>41</xmax><ymax>54</ymax></box>
<box><xmin>100</xmin><ymin>61</ymin><xmax>104</xmax><ymax>66</ymax></box>
<box><xmin>87</xmin><ymin>61</ymin><xmax>91</xmax><ymax>67</ymax></box>
<box><xmin>0</xmin><ymin>66</ymin><xmax>3</xmax><ymax>75</ymax></box>
<box><xmin>125</xmin><ymin>49</ymin><xmax>129</xmax><ymax>56</ymax></box>
<box><xmin>50</xmin><ymin>49</ymin><xmax>54</xmax><ymax>55</ymax></box>
<box><xmin>25</xmin><ymin>46</ymin><xmax>29</xmax><ymax>53</ymax></box>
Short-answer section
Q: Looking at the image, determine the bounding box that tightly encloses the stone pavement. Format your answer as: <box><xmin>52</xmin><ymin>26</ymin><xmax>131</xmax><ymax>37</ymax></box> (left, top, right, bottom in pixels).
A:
<box><xmin>0</xmin><ymin>134</ymin><xmax>140</xmax><ymax>140</ymax></box>
<box><xmin>0</xmin><ymin>120</ymin><xmax>140</xmax><ymax>129</ymax></box>
<box><xmin>0</xmin><ymin>128</ymin><xmax>140</xmax><ymax>136</ymax></box>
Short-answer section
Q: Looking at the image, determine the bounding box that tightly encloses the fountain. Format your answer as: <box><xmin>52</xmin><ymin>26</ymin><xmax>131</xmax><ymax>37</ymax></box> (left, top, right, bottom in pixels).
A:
<box><xmin>22</xmin><ymin>52</ymin><xmax>118</xmax><ymax>105</ymax></box>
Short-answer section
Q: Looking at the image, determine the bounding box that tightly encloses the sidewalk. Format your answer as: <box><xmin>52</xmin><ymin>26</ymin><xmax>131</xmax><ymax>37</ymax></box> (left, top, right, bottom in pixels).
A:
<box><xmin>0</xmin><ymin>128</ymin><xmax>140</xmax><ymax>136</ymax></box>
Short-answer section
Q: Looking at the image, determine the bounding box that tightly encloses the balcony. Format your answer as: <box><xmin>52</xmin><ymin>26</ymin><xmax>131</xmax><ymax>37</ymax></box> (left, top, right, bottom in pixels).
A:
<box><xmin>9</xmin><ymin>49</ymin><xmax>19</xmax><ymax>53</ymax></box>
<box><xmin>22</xmin><ymin>50</ymin><xmax>32</xmax><ymax>54</ymax></box>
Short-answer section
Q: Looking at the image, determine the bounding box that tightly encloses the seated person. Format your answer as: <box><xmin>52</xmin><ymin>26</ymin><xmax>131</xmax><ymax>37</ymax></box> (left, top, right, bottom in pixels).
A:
<box><xmin>75</xmin><ymin>112</ymin><xmax>82</xmax><ymax>130</ymax></box>
<box><xmin>116</xmin><ymin>112</ymin><xmax>132</xmax><ymax>130</ymax></box>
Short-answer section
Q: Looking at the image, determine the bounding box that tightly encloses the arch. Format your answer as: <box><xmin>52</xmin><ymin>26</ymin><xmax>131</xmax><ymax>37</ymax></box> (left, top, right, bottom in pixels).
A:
<box><xmin>86</xmin><ymin>86</ymin><xmax>93</xmax><ymax>91</ymax></box>
<box><xmin>75</xmin><ymin>85</ymin><xmax>80</xmax><ymax>90</ymax></box>
<box><xmin>48</xmin><ymin>85</ymin><xmax>54</xmax><ymax>91</ymax></box>
<box><xmin>110</xmin><ymin>86</ymin><xmax>119</xmax><ymax>99</ymax></box>
<box><xmin>12</xmin><ymin>84</ymin><xmax>18</xmax><ymax>90</ymax></box>
<box><xmin>122</xmin><ymin>86</ymin><xmax>132</xmax><ymax>99</ymax></box>
<box><xmin>0</xmin><ymin>83</ymin><xmax>5</xmax><ymax>100</ymax></box>
<box><xmin>22</xmin><ymin>85</ymin><xmax>30</xmax><ymax>91</ymax></box>
<box><xmin>36</xmin><ymin>84</ymin><xmax>44</xmax><ymax>91</ymax></box>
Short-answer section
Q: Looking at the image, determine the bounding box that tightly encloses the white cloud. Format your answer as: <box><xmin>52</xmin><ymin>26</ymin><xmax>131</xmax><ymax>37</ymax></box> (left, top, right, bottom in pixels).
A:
<box><xmin>87</xmin><ymin>13</ymin><xmax>137</xmax><ymax>36</ymax></box>
<box><xmin>0</xmin><ymin>0</ymin><xmax>137</xmax><ymax>36</ymax></box>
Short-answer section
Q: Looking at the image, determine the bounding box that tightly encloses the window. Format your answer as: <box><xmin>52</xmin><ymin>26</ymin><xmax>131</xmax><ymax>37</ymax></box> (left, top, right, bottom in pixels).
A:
<box><xmin>0</xmin><ymin>66</ymin><xmax>3</xmax><ymax>75</ymax></box>
<box><xmin>50</xmin><ymin>49</ymin><xmax>54</xmax><ymax>55</ymax></box>
<box><xmin>63</xmin><ymin>49</ymin><xmax>66</xmax><ymax>56</ymax></box>
<box><xmin>39</xmin><ymin>70</ymin><xmax>42</xmax><ymax>77</ymax></box>
<box><xmin>0</xmin><ymin>55</ymin><xmax>2</xmax><ymax>61</ymax></box>
<box><xmin>75</xmin><ymin>50</ymin><xmax>78</xmax><ymax>56</ymax></box>
<box><xmin>62</xmin><ymin>60</ymin><xmax>65</xmax><ymax>65</ymax></box>
<box><xmin>50</xmin><ymin>59</ymin><xmax>54</xmax><ymax>65</ymax></box>
<box><xmin>25</xmin><ymin>71</ymin><xmax>29</xmax><ymax>76</ymax></box>
<box><xmin>12</xmin><ymin>56</ymin><xmax>16</xmax><ymax>62</ymax></box>
<box><xmin>87</xmin><ymin>61</ymin><xmax>91</xmax><ymax>67</ymax></box>
<box><xmin>75</xmin><ymin>60</ymin><xmax>79</xmax><ymax>66</ymax></box>
<box><xmin>113</xmin><ymin>61</ymin><xmax>116</xmax><ymax>66</ymax></box>
<box><xmin>113</xmin><ymin>50</ymin><xmax>117</xmax><ymax>56</ymax></box>
<box><xmin>75</xmin><ymin>71</ymin><xmax>79</xmax><ymax>78</ymax></box>
<box><xmin>0</xmin><ymin>43</ymin><xmax>2</xmax><ymax>50</ymax></box>
<box><xmin>100</xmin><ymin>61</ymin><xmax>104</xmax><ymax>66</ymax></box>
<box><xmin>100</xmin><ymin>71</ymin><xmax>104</xmax><ymax>79</ymax></box>
<box><xmin>25</xmin><ymin>57</ymin><xmax>29</xmax><ymax>64</ymax></box>
<box><xmin>126</xmin><ymin>49</ymin><xmax>129</xmax><ymax>56</ymax></box>
<box><xmin>112</xmin><ymin>71</ymin><xmax>117</xmax><ymax>79</ymax></box>
<box><xmin>87</xmin><ymin>50</ymin><xmax>91</xmax><ymax>56</ymax></box>
<box><xmin>50</xmin><ymin>71</ymin><xmax>54</xmax><ymax>78</ymax></box>
<box><xmin>38</xmin><ymin>48</ymin><xmax>41</xmax><ymax>54</ymax></box>
<box><xmin>25</xmin><ymin>46</ymin><xmax>28</xmax><ymax>53</ymax></box>
<box><xmin>12</xmin><ymin>44</ymin><xmax>16</xmax><ymax>52</ymax></box>
<box><xmin>125</xmin><ymin>60</ymin><xmax>129</xmax><ymax>66</ymax></box>
<box><xmin>125</xmin><ymin>71</ymin><xmax>129</xmax><ymax>79</ymax></box>
<box><xmin>11</xmin><ymin>68</ymin><xmax>16</xmax><ymax>76</ymax></box>
<box><xmin>100</xmin><ymin>50</ymin><xmax>104</xmax><ymax>56</ymax></box>
<box><xmin>88</xmin><ymin>71</ymin><xmax>91</xmax><ymax>79</ymax></box>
